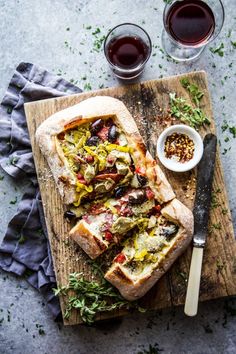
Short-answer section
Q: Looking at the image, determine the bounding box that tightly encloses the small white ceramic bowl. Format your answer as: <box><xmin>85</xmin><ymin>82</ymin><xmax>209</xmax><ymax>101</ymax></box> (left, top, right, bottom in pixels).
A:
<box><xmin>156</xmin><ymin>125</ymin><xmax>203</xmax><ymax>172</ymax></box>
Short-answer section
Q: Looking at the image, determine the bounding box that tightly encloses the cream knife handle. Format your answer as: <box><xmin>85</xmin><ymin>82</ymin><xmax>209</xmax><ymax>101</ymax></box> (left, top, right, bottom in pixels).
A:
<box><xmin>184</xmin><ymin>247</ymin><xmax>204</xmax><ymax>317</ymax></box>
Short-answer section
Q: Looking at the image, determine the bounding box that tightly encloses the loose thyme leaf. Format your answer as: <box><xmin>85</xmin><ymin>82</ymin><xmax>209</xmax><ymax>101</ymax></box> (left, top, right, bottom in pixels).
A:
<box><xmin>180</xmin><ymin>78</ymin><xmax>204</xmax><ymax>106</ymax></box>
<box><xmin>210</xmin><ymin>43</ymin><xmax>224</xmax><ymax>57</ymax></box>
<box><xmin>169</xmin><ymin>93</ymin><xmax>210</xmax><ymax>128</ymax></box>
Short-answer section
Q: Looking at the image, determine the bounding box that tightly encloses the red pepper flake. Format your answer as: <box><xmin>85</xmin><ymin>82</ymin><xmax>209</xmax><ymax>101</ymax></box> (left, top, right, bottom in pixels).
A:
<box><xmin>114</xmin><ymin>253</ymin><xmax>126</xmax><ymax>264</ymax></box>
<box><xmin>104</xmin><ymin>231</ymin><xmax>113</xmax><ymax>242</ymax></box>
<box><xmin>164</xmin><ymin>133</ymin><xmax>195</xmax><ymax>163</ymax></box>
<box><xmin>146</xmin><ymin>187</ymin><xmax>155</xmax><ymax>200</ymax></box>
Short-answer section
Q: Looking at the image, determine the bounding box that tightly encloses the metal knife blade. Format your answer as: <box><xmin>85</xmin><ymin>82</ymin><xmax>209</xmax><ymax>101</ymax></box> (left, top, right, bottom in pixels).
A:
<box><xmin>193</xmin><ymin>133</ymin><xmax>217</xmax><ymax>248</ymax></box>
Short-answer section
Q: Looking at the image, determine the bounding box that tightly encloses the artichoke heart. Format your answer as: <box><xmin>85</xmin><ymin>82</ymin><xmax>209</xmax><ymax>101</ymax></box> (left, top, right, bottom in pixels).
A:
<box><xmin>115</xmin><ymin>161</ymin><xmax>129</xmax><ymax>175</ymax></box>
<box><xmin>84</xmin><ymin>165</ymin><xmax>96</xmax><ymax>183</ymax></box>
<box><xmin>94</xmin><ymin>178</ymin><xmax>115</xmax><ymax>194</ymax></box>
<box><xmin>111</xmin><ymin>216</ymin><xmax>137</xmax><ymax>234</ymax></box>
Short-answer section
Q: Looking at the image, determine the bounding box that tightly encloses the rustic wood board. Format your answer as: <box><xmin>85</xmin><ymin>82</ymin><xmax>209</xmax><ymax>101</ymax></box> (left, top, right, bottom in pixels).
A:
<box><xmin>24</xmin><ymin>71</ymin><xmax>236</xmax><ymax>325</ymax></box>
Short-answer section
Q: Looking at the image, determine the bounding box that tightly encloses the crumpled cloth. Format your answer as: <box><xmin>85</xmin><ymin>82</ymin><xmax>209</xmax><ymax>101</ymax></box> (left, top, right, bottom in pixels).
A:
<box><xmin>0</xmin><ymin>62</ymin><xmax>81</xmax><ymax>319</ymax></box>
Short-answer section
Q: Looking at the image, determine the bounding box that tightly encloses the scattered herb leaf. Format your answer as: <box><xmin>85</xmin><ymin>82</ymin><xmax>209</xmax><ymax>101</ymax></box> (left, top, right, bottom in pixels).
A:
<box><xmin>231</xmin><ymin>41</ymin><xmax>236</xmax><ymax>49</ymax></box>
<box><xmin>84</xmin><ymin>83</ymin><xmax>92</xmax><ymax>91</ymax></box>
<box><xmin>18</xmin><ymin>235</ymin><xmax>26</xmax><ymax>244</ymax></box>
<box><xmin>10</xmin><ymin>196</ymin><xmax>17</xmax><ymax>205</ymax></box>
<box><xmin>137</xmin><ymin>343</ymin><xmax>164</xmax><ymax>354</ymax></box>
<box><xmin>210</xmin><ymin>43</ymin><xmax>224</xmax><ymax>57</ymax></box>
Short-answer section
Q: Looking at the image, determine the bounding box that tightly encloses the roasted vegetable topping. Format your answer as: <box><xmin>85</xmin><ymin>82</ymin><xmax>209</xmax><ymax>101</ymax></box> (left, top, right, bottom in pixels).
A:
<box><xmin>137</xmin><ymin>174</ymin><xmax>147</xmax><ymax>186</ymax></box>
<box><xmin>128</xmin><ymin>190</ymin><xmax>147</xmax><ymax>205</ymax></box>
<box><xmin>91</xmin><ymin>118</ymin><xmax>103</xmax><ymax>134</ymax></box>
<box><xmin>86</xmin><ymin>136</ymin><xmax>100</xmax><ymax>146</ymax></box>
<box><xmin>114</xmin><ymin>253</ymin><xmax>126</xmax><ymax>264</ymax></box>
<box><xmin>114</xmin><ymin>186</ymin><xmax>127</xmax><ymax>198</ymax></box>
<box><xmin>108</xmin><ymin>125</ymin><xmax>118</xmax><ymax>142</ymax></box>
<box><xmin>64</xmin><ymin>210</ymin><xmax>76</xmax><ymax>220</ymax></box>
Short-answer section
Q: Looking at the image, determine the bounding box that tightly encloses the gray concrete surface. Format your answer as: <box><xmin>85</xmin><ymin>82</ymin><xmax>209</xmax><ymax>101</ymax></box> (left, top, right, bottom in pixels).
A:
<box><xmin>0</xmin><ymin>1</ymin><xmax>236</xmax><ymax>353</ymax></box>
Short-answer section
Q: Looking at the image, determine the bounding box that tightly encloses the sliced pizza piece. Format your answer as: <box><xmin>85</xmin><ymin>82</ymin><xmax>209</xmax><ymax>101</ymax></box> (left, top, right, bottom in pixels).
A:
<box><xmin>35</xmin><ymin>96</ymin><xmax>175</xmax><ymax>206</ymax></box>
<box><xmin>104</xmin><ymin>198</ymin><xmax>193</xmax><ymax>301</ymax></box>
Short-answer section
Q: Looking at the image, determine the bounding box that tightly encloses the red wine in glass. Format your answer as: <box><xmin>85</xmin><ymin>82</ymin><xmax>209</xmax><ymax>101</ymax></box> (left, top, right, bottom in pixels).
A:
<box><xmin>166</xmin><ymin>0</ymin><xmax>215</xmax><ymax>46</ymax></box>
<box><xmin>107</xmin><ymin>36</ymin><xmax>149</xmax><ymax>70</ymax></box>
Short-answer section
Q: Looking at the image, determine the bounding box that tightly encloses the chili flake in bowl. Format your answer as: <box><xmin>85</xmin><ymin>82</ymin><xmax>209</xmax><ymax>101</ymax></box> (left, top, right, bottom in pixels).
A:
<box><xmin>164</xmin><ymin>133</ymin><xmax>195</xmax><ymax>163</ymax></box>
<box><xmin>156</xmin><ymin>125</ymin><xmax>203</xmax><ymax>172</ymax></box>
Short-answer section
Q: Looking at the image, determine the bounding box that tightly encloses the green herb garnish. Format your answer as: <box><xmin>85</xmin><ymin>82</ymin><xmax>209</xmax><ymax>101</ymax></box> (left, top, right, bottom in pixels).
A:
<box><xmin>8</xmin><ymin>156</ymin><xmax>19</xmax><ymax>166</ymax></box>
<box><xmin>0</xmin><ymin>175</ymin><xmax>4</xmax><ymax>181</ymax></box>
<box><xmin>229</xmin><ymin>126</ymin><xmax>236</xmax><ymax>138</ymax></box>
<box><xmin>210</xmin><ymin>43</ymin><xmax>224</xmax><ymax>57</ymax></box>
<box><xmin>137</xmin><ymin>343</ymin><xmax>164</xmax><ymax>354</ymax></box>
<box><xmin>10</xmin><ymin>196</ymin><xmax>18</xmax><ymax>205</ymax></box>
<box><xmin>84</xmin><ymin>83</ymin><xmax>92</xmax><ymax>91</ymax></box>
<box><xmin>222</xmin><ymin>208</ymin><xmax>228</xmax><ymax>215</ymax></box>
<box><xmin>231</xmin><ymin>41</ymin><xmax>236</xmax><ymax>49</ymax></box>
<box><xmin>18</xmin><ymin>235</ymin><xmax>26</xmax><ymax>244</ymax></box>
<box><xmin>54</xmin><ymin>263</ymin><xmax>145</xmax><ymax>324</ymax></box>
<box><xmin>180</xmin><ymin>78</ymin><xmax>204</xmax><ymax>106</ymax></box>
<box><xmin>169</xmin><ymin>93</ymin><xmax>210</xmax><ymax>128</ymax></box>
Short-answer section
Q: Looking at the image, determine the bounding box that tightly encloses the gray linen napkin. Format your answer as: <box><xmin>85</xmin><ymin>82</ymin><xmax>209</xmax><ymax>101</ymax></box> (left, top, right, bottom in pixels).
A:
<box><xmin>0</xmin><ymin>62</ymin><xmax>81</xmax><ymax>319</ymax></box>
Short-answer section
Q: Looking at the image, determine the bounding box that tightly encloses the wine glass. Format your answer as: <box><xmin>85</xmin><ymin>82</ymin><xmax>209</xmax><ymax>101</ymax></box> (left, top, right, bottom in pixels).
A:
<box><xmin>162</xmin><ymin>0</ymin><xmax>225</xmax><ymax>62</ymax></box>
<box><xmin>104</xmin><ymin>23</ymin><xmax>152</xmax><ymax>79</ymax></box>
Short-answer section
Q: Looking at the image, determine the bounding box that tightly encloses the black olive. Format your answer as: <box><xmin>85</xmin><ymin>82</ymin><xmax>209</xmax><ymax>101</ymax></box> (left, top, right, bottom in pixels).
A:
<box><xmin>128</xmin><ymin>190</ymin><xmax>147</xmax><ymax>204</ymax></box>
<box><xmin>91</xmin><ymin>119</ymin><xmax>103</xmax><ymax>134</ymax></box>
<box><xmin>64</xmin><ymin>210</ymin><xmax>76</xmax><ymax>220</ymax></box>
<box><xmin>114</xmin><ymin>186</ymin><xmax>127</xmax><ymax>198</ymax></box>
<box><xmin>108</xmin><ymin>125</ymin><xmax>118</xmax><ymax>142</ymax></box>
<box><xmin>137</xmin><ymin>174</ymin><xmax>147</xmax><ymax>186</ymax></box>
<box><xmin>86</xmin><ymin>136</ymin><xmax>100</xmax><ymax>146</ymax></box>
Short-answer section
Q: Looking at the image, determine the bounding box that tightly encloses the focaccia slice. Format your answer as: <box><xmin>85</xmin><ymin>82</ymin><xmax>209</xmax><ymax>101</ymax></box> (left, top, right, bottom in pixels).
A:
<box><xmin>105</xmin><ymin>198</ymin><xmax>193</xmax><ymax>301</ymax></box>
<box><xmin>35</xmin><ymin>96</ymin><xmax>175</xmax><ymax>206</ymax></box>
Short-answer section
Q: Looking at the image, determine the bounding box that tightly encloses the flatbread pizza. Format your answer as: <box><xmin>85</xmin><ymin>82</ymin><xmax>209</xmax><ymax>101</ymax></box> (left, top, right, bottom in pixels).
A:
<box><xmin>36</xmin><ymin>96</ymin><xmax>193</xmax><ymax>300</ymax></box>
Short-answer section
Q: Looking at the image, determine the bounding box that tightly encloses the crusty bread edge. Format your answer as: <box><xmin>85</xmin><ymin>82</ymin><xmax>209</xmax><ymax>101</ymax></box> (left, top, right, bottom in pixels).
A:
<box><xmin>69</xmin><ymin>220</ymin><xmax>107</xmax><ymax>259</ymax></box>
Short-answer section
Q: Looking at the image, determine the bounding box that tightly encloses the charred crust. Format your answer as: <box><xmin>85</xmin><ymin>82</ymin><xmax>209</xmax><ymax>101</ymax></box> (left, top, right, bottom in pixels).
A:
<box><xmin>93</xmin><ymin>236</ymin><xmax>107</xmax><ymax>251</ymax></box>
<box><xmin>64</xmin><ymin>115</ymin><xmax>84</xmax><ymax>130</ymax></box>
<box><xmin>113</xmin><ymin>267</ymin><xmax>133</xmax><ymax>283</ymax></box>
<box><xmin>58</xmin><ymin>175</ymin><xmax>70</xmax><ymax>185</ymax></box>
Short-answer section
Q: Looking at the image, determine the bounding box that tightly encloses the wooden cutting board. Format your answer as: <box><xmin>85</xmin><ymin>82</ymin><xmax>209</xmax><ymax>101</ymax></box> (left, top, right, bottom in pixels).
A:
<box><xmin>24</xmin><ymin>71</ymin><xmax>236</xmax><ymax>325</ymax></box>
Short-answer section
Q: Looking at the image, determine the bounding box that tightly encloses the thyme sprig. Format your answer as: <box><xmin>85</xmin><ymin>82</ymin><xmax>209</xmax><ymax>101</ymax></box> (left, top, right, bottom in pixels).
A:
<box><xmin>180</xmin><ymin>78</ymin><xmax>204</xmax><ymax>106</ymax></box>
<box><xmin>54</xmin><ymin>262</ymin><xmax>145</xmax><ymax>324</ymax></box>
<box><xmin>169</xmin><ymin>93</ymin><xmax>210</xmax><ymax>129</ymax></box>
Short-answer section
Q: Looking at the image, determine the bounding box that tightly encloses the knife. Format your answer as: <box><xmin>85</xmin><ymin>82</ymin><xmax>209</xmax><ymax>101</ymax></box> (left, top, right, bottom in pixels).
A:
<box><xmin>184</xmin><ymin>133</ymin><xmax>217</xmax><ymax>317</ymax></box>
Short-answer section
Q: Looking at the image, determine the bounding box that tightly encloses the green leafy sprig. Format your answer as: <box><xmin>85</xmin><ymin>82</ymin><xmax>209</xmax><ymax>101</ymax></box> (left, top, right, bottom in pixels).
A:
<box><xmin>54</xmin><ymin>262</ymin><xmax>145</xmax><ymax>324</ymax></box>
<box><xmin>180</xmin><ymin>78</ymin><xmax>204</xmax><ymax>106</ymax></box>
<box><xmin>169</xmin><ymin>93</ymin><xmax>210</xmax><ymax>129</ymax></box>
